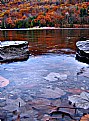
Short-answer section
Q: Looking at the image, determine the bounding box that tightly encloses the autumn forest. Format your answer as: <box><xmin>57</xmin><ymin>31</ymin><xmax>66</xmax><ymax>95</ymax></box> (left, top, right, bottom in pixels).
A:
<box><xmin>0</xmin><ymin>0</ymin><xmax>89</xmax><ymax>28</ymax></box>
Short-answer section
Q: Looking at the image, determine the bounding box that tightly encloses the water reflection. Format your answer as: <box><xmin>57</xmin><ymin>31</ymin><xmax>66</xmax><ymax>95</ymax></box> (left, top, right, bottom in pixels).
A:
<box><xmin>0</xmin><ymin>29</ymin><xmax>89</xmax><ymax>55</ymax></box>
<box><xmin>0</xmin><ymin>29</ymin><xmax>89</xmax><ymax>120</ymax></box>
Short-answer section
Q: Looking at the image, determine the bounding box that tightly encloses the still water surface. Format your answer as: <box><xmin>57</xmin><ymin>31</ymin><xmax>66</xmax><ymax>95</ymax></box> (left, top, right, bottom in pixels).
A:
<box><xmin>0</xmin><ymin>28</ymin><xmax>89</xmax><ymax>89</ymax></box>
<box><xmin>0</xmin><ymin>29</ymin><xmax>89</xmax><ymax>120</ymax></box>
<box><xmin>0</xmin><ymin>29</ymin><xmax>89</xmax><ymax>55</ymax></box>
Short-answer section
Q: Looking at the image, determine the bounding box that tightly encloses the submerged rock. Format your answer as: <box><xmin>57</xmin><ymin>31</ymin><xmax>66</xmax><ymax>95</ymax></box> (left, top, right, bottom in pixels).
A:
<box><xmin>68</xmin><ymin>91</ymin><xmax>89</xmax><ymax>109</ymax></box>
<box><xmin>41</xmin><ymin>87</ymin><xmax>66</xmax><ymax>99</ymax></box>
<box><xmin>3</xmin><ymin>97</ymin><xmax>26</xmax><ymax>112</ymax></box>
<box><xmin>0</xmin><ymin>111</ymin><xmax>7</xmax><ymax>121</ymax></box>
<box><xmin>0</xmin><ymin>41</ymin><xmax>29</xmax><ymax>63</ymax></box>
<box><xmin>44</xmin><ymin>72</ymin><xmax>67</xmax><ymax>82</ymax></box>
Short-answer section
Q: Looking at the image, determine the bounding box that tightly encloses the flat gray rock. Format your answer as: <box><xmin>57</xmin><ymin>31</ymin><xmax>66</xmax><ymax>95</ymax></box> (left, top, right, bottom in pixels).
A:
<box><xmin>76</xmin><ymin>40</ymin><xmax>89</xmax><ymax>52</ymax></box>
<box><xmin>40</xmin><ymin>87</ymin><xmax>66</xmax><ymax>99</ymax></box>
<box><xmin>44</xmin><ymin>72</ymin><xmax>67</xmax><ymax>82</ymax></box>
<box><xmin>0</xmin><ymin>41</ymin><xmax>29</xmax><ymax>63</ymax></box>
<box><xmin>76</xmin><ymin>40</ymin><xmax>89</xmax><ymax>63</ymax></box>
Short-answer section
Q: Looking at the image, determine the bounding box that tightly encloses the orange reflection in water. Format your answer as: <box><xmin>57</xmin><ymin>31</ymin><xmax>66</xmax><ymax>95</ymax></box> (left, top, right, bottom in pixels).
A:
<box><xmin>0</xmin><ymin>29</ymin><xmax>89</xmax><ymax>55</ymax></box>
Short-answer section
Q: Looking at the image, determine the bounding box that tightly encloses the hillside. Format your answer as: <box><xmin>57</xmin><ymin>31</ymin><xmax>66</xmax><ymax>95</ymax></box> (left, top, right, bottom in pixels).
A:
<box><xmin>0</xmin><ymin>0</ymin><xmax>89</xmax><ymax>28</ymax></box>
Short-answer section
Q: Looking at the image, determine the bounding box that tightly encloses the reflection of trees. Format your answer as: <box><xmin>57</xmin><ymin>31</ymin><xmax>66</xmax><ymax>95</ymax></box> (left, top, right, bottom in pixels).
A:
<box><xmin>0</xmin><ymin>29</ymin><xmax>89</xmax><ymax>55</ymax></box>
<box><xmin>0</xmin><ymin>31</ymin><xmax>7</xmax><ymax>41</ymax></box>
<box><xmin>0</xmin><ymin>29</ymin><xmax>89</xmax><ymax>42</ymax></box>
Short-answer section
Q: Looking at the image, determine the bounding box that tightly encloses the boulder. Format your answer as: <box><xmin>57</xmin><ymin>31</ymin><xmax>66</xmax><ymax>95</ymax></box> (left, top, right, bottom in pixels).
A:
<box><xmin>0</xmin><ymin>41</ymin><xmax>29</xmax><ymax>63</ymax></box>
<box><xmin>78</xmin><ymin>37</ymin><xmax>87</xmax><ymax>41</ymax></box>
<box><xmin>76</xmin><ymin>40</ymin><xmax>89</xmax><ymax>63</ymax></box>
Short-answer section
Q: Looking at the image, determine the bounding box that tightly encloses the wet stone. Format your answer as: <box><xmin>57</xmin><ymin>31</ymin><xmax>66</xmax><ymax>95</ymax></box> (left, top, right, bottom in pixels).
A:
<box><xmin>8</xmin><ymin>94</ymin><xmax>18</xmax><ymax>100</ymax></box>
<box><xmin>76</xmin><ymin>40</ymin><xmax>89</xmax><ymax>63</ymax></box>
<box><xmin>81</xmin><ymin>68</ymin><xmax>89</xmax><ymax>78</ymax></box>
<box><xmin>21</xmin><ymin>94</ymin><xmax>33</xmax><ymax>102</ymax></box>
<box><xmin>32</xmin><ymin>98</ymin><xmax>51</xmax><ymax>106</ymax></box>
<box><xmin>8</xmin><ymin>98</ymin><xmax>26</xmax><ymax>107</ymax></box>
<box><xmin>10</xmin><ymin>89</ymin><xmax>22</xmax><ymax>94</ymax></box>
<box><xmin>68</xmin><ymin>91</ymin><xmax>89</xmax><ymax>109</ymax></box>
<box><xmin>0</xmin><ymin>111</ymin><xmax>7</xmax><ymax>121</ymax></box>
<box><xmin>3</xmin><ymin>104</ymin><xmax>19</xmax><ymax>112</ymax></box>
<box><xmin>44</xmin><ymin>72</ymin><xmax>67</xmax><ymax>82</ymax></box>
<box><xmin>3</xmin><ymin>97</ymin><xmax>26</xmax><ymax>113</ymax></box>
<box><xmin>0</xmin><ymin>41</ymin><xmax>29</xmax><ymax>63</ymax></box>
<box><xmin>0</xmin><ymin>98</ymin><xmax>6</xmax><ymax>103</ymax></box>
<box><xmin>0</xmin><ymin>102</ymin><xmax>6</xmax><ymax>107</ymax></box>
<box><xmin>40</xmin><ymin>87</ymin><xmax>66</xmax><ymax>99</ymax></box>
<box><xmin>12</xmin><ymin>112</ymin><xmax>31</xmax><ymax>121</ymax></box>
<box><xmin>0</xmin><ymin>47</ymin><xmax>89</xmax><ymax>120</ymax></box>
<box><xmin>51</xmin><ymin>99</ymin><xmax>61</xmax><ymax>107</ymax></box>
<box><xmin>0</xmin><ymin>98</ymin><xmax>6</xmax><ymax>107</ymax></box>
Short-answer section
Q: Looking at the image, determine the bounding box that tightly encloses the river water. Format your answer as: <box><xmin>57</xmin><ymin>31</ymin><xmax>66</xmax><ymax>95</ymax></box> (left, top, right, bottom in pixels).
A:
<box><xmin>0</xmin><ymin>29</ymin><xmax>89</xmax><ymax>120</ymax></box>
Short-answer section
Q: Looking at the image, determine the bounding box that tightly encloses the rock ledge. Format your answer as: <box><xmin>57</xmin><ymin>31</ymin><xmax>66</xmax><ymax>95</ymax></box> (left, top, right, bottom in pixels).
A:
<box><xmin>76</xmin><ymin>40</ymin><xmax>89</xmax><ymax>63</ymax></box>
<box><xmin>0</xmin><ymin>41</ymin><xmax>29</xmax><ymax>63</ymax></box>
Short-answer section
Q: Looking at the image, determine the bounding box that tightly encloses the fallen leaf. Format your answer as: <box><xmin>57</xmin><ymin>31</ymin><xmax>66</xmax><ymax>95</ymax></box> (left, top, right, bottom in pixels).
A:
<box><xmin>0</xmin><ymin>76</ymin><xmax>9</xmax><ymax>87</ymax></box>
<box><xmin>80</xmin><ymin>114</ymin><xmax>89</xmax><ymax>121</ymax></box>
<box><xmin>67</xmin><ymin>88</ymin><xmax>83</xmax><ymax>94</ymax></box>
<box><xmin>16</xmin><ymin>114</ymin><xmax>20</xmax><ymax>121</ymax></box>
<box><xmin>68</xmin><ymin>92</ymin><xmax>89</xmax><ymax>109</ymax></box>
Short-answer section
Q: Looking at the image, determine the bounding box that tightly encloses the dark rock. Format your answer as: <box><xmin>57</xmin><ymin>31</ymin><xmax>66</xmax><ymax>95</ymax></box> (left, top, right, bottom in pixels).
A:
<box><xmin>76</xmin><ymin>40</ymin><xmax>89</xmax><ymax>63</ymax></box>
<box><xmin>0</xmin><ymin>41</ymin><xmax>29</xmax><ymax>63</ymax></box>
<box><xmin>79</xmin><ymin>37</ymin><xmax>87</xmax><ymax>41</ymax></box>
<box><xmin>0</xmin><ymin>57</ymin><xmax>3</xmax><ymax>60</ymax></box>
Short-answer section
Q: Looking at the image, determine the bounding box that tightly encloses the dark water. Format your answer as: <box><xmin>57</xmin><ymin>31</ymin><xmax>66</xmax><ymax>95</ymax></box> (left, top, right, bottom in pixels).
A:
<box><xmin>0</xmin><ymin>29</ymin><xmax>89</xmax><ymax>55</ymax></box>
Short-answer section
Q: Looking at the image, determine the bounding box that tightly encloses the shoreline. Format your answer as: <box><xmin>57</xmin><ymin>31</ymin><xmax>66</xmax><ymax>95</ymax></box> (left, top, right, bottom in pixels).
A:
<box><xmin>0</xmin><ymin>27</ymin><xmax>89</xmax><ymax>31</ymax></box>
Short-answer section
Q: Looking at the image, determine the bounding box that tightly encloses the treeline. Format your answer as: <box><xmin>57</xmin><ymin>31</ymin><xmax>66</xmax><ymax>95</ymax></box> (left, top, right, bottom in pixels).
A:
<box><xmin>0</xmin><ymin>1</ymin><xmax>89</xmax><ymax>28</ymax></box>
